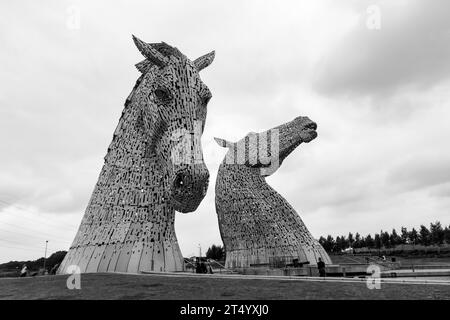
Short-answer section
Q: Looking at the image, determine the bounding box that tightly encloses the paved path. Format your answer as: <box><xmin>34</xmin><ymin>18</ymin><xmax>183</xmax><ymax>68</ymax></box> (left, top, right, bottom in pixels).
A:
<box><xmin>381</xmin><ymin>268</ymin><xmax>450</xmax><ymax>279</ymax></box>
<box><xmin>138</xmin><ymin>271</ymin><xmax>450</xmax><ymax>286</ymax></box>
<box><xmin>2</xmin><ymin>270</ymin><xmax>449</xmax><ymax>286</ymax></box>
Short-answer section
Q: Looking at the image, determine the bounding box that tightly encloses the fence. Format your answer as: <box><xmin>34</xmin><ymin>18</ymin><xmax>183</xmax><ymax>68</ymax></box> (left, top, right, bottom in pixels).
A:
<box><xmin>354</xmin><ymin>244</ymin><xmax>450</xmax><ymax>255</ymax></box>
<box><xmin>267</xmin><ymin>256</ymin><xmax>310</xmax><ymax>268</ymax></box>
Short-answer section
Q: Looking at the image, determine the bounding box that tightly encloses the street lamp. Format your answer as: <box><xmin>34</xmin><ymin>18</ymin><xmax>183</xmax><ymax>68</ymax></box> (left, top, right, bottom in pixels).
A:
<box><xmin>43</xmin><ymin>240</ymin><xmax>48</xmax><ymax>274</ymax></box>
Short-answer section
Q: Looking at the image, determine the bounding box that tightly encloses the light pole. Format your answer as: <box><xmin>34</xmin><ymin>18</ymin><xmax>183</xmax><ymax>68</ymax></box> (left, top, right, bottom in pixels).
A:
<box><xmin>43</xmin><ymin>240</ymin><xmax>48</xmax><ymax>274</ymax></box>
<box><xmin>198</xmin><ymin>243</ymin><xmax>202</xmax><ymax>258</ymax></box>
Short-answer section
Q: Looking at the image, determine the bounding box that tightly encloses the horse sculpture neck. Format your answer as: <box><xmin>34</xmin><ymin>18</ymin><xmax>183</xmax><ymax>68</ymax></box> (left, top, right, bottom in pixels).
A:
<box><xmin>106</xmin><ymin>75</ymin><xmax>171</xmax><ymax>192</ymax></box>
<box><xmin>103</xmin><ymin>75</ymin><xmax>175</xmax><ymax>213</ymax></box>
<box><xmin>57</xmin><ymin>87</ymin><xmax>182</xmax><ymax>274</ymax></box>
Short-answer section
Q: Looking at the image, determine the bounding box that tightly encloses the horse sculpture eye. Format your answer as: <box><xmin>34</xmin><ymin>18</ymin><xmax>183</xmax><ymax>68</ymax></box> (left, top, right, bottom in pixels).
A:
<box><xmin>153</xmin><ymin>88</ymin><xmax>172</xmax><ymax>102</ymax></box>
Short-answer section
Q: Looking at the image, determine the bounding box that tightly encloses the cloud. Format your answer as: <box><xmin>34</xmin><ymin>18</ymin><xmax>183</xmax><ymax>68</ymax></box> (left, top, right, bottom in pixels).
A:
<box><xmin>313</xmin><ymin>0</ymin><xmax>450</xmax><ymax>98</ymax></box>
<box><xmin>388</xmin><ymin>154</ymin><xmax>450</xmax><ymax>192</ymax></box>
<box><xmin>429</xmin><ymin>183</ymin><xmax>450</xmax><ymax>199</ymax></box>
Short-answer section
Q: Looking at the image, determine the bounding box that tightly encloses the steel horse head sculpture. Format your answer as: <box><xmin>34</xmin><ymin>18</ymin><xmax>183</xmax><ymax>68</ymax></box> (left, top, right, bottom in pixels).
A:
<box><xmin>215</xmin><ymin>116</ymin><xmax>332</xmax><ymax>269</ymax></box>
<box><xmin>58</xmin><ymin>36</ymin><xmax>215</xmax><ymax>274</ymax></box>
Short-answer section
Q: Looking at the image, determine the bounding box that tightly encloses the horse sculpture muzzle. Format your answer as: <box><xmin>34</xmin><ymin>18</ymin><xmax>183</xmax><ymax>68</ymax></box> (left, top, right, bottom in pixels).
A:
<box><xmin>172</xmin><ymin>163</ymin><xmax>210</xmax><ymax>213</ymax></box>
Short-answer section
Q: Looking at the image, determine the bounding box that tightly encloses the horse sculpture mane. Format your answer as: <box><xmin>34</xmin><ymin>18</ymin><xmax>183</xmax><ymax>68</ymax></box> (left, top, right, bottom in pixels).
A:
<box><xmin>215</xmin><ymin>116</ymin><xmax>332</xmax><ymax>268</ymax></box>
<box><xmin>58</xmin><ymin>36</ymin><xmax>215</xmax><ymax>274</ymax></box>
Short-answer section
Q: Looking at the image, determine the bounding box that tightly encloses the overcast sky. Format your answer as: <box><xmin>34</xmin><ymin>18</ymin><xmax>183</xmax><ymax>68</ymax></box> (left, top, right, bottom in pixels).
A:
<box><xmin>1</xmin><ymin>0</ymin><xmax>449</xmax><ymax>262</ymax></box>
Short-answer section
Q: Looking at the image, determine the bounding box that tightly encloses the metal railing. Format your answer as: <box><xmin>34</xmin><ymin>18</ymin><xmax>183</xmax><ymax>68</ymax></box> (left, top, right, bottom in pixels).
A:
<box><xmin>184</xmin><ymin>258</ymin><xmax>234</xmax><ymax>274</ymax></box>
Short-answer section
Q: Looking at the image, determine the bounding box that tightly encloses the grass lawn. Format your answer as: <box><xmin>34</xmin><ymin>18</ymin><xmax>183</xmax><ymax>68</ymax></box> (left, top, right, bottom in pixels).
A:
<box><xmin>0</xmin><ymin>273</ymin><xmax>449</xmax><ymax>300</ymax></box>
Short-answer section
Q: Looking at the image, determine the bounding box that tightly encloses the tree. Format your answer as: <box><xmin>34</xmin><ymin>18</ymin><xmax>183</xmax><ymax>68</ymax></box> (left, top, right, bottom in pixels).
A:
<box><xmin>335</xmin><ymin>236</ymin><xmax>342</xmax><ymax>252</ymax></box>
<box><xmin>319</xmin><ymin>236</ymin><xmax>328</xmax><ymax>251</ymax></box>
<box><xmin>381</xmin><ymin>231</ymin><xmax>391</xmax><ymax>248</ymax></box>
<box><xmin>354</xmin><ymin>233</ymin><xmax>361</xmax><ymax>248</ymax></box>
<box><xmin>342</xmin><ymin>235</ymin><xmax>349</xmax><ymax>250</ymax></box>
<box><xmin>374</xmin><ymin>233</ymin><xmax>381</xmax><ymax>249</ymax></box>
<box><xmin>348</xmin><ymin>232</ymin><xmax>354</xmax><ymax>248</ymax></box>
<box><xmin>430</xmin><ymin>221</ymin><xmax>445</xmax><ymax>245</ymax></box>
<box><xmin>409</xmin><ymin>228</ymin><xmax>419</xmax><ymax>245</ymax></box>
<box><xmin>336</xmin><ymin>236</ymin><xmax>349</xmax><ymax>251</ymax></box>
<box><xmin>445</xmin><ymin>226</ymin><xmax>450</xmax><ymax>244</ymax></box>
<box><xmin>206</xmin><ymin>244</ymin><xmax>225</xmax><ymax>261</ymax></box>
<box><xmin>419</xmin><ymin>225</ymin><xmax>431</xmax><ymax>246</ymax></box>
<box><xmin>390</xmin><ymin>229</ymin><xmax>402</xmax><ymax>246</ymax></box>
<box><xmin>326</xmin><ymin>235</ymin><xmax>335</xmax><ymax>252</ymax></box>
<box><xmin>318</xmin><ymin>221</ymin><xmax>450</xmax><ymax>251</ymax></box>
<box><xmin>360</xmin><ymin>236</ymin><xmax>366</xmax><ymax>248</ymax></box>
<box><xmin>365</xmin><ymin>234</ymin><xmax>375</xmax><ymax>248</ymax></box>
<box><xmin>319</xmin><ymin>236</ymin><xmax>336</xmax><ymax>252</ymax></box>
<box><xmin>400</xmin><ymin>227</ymin><xmax>409</xmax><ymax>244</ymax></box>
<box><xmin>0</xmin><ymin>250</ymin><xmax>67</xmax><ymax>273</ymax></box>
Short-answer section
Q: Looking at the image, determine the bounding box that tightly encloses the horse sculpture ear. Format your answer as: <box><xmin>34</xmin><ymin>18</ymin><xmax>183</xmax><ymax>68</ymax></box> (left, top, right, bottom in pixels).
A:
<box><xmin>214</xmin><ymin>137</ymin><xmax>233</xmax><ymax>148</ymax></box>
<box><xmin>194</xmin><ymin>51</ymin><xmax>215</xmax><ymax>71</ymax></box>
<box><xmin>135</xmin><ymin>59</ymin><xmax>153</xmax><ymax>73</ymax></box>
<box><xmin>132</xmin><ymin>35</ymin><xmax>169</xmax><ymax>68</ymax></box>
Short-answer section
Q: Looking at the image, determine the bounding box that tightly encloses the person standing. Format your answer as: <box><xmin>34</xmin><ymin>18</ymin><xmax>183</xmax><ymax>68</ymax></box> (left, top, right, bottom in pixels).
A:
<box><xmin>20</xmin><ymin>264</ymin><xmax>27</xmax><ymax>277</ymax></box>
<box><xmin>317</xmin><ymin>258</ymin><xmax>326</xmax><ymax>277</ymax></box>
<box><xmin>50</xmin><ymin>263</ymin><xmax>60</xmax><ymax>275</ymax></box>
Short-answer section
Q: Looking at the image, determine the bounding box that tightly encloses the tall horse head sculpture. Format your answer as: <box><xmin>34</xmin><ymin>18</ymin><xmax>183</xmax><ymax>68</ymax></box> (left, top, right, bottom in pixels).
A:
<box><xmin>58</xmin><ymin>36</ymin><xmax>215</xmax><ymax>274</ymax></box>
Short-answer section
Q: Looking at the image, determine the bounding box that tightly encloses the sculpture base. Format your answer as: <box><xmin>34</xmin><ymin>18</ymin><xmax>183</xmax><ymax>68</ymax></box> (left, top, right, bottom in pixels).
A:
<box><xmin>58</xmin><ymin>241</ymin><xmax>185</xmax><ymax>274</ymax></box>
<box><xmin>225</xmin><ymin>246</ymin><xmax>332</xmax><ymax>269</ymax></box>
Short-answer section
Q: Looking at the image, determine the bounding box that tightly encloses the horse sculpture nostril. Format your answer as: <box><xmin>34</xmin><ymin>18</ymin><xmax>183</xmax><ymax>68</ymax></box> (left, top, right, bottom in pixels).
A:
<box><xmin>173</xmin><ymin>166</ymin><xmax>209</xmax><ymax>193</ymax></box>
<box><xmin>174</xmin><ymin>173</ymin><xmax>185</xmax><ymax>189</ymax></box>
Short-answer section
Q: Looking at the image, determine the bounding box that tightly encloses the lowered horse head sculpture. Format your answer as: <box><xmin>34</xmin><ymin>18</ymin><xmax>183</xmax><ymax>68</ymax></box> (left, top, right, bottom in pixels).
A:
<box><xmin>215</xmin><ymin>116</ymin><xmax>332</xmax><ymax>269</ymax></box>
<box><xmin>58</xmin><ymin>36</ymin><xmax>215</xmax><ymax>274</ymax></box>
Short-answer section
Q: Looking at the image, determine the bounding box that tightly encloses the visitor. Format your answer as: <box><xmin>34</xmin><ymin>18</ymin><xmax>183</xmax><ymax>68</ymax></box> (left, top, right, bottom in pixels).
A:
<box><xmin>317</xmin><ymin>258</ymin><xmax>326</xmax><ymax>277</ymax></box>
<box><xmin>207</xmin><ymin>262</ymin><xmax>213</xmax><ymax>274</ymax></box>
<box><xmin>195</xmin><ymin>261</ymin><xmax>202</xmax><ymax>274</ymax></box>
<box><xmin>20</xmin><ymin>264</ymin><xmax>27</xmax><ymax>277</ymax></box>
<box><xmin>201</xmin><ymin>262</ymin><xmax>208</xmax><ymax>273</ymax></box>
<box><xmin>50</xmin><ymin>263</ymin><xmax>60</xmax><ymax>275</ymax></box>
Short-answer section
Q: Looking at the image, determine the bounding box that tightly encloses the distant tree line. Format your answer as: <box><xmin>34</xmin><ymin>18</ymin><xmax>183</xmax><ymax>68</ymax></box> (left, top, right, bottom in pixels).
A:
<box><xmin>318</xmin><ymin>221</ymin><xmax>450</xmax><ymax>253</ymax></box>
<box><xmin>0</xmin><ymin>251</ymin><xmax>67</xmax><ymax>272</ymax></box>
<box><xmin>205</xmin><ymin>244</ymin><xmax>225</xmax><ymax>261</ymax></box>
